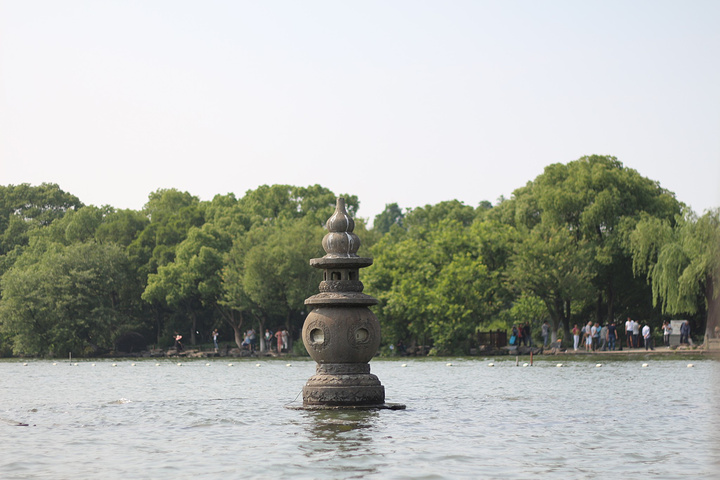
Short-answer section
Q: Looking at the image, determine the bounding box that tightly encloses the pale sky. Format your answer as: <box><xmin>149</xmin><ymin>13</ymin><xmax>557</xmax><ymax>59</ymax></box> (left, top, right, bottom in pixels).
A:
<box><xmin>1</xmin><ymin>1</ymin><xmax>718</xmax><ymax>224</ymax></box>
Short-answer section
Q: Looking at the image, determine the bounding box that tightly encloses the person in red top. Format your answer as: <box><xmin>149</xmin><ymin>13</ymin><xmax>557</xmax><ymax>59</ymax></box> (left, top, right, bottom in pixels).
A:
<box><xmin>274</xmin><ymin>329</ymin><xmax>283</xmax><ymax>353</ymax></box>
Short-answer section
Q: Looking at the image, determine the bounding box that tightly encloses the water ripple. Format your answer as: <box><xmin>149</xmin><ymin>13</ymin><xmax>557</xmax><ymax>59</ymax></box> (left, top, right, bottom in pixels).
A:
<box><xmin>0</xmin><ymin>358</ymin><xmax>718</xmax><ymax>479</ymax></box>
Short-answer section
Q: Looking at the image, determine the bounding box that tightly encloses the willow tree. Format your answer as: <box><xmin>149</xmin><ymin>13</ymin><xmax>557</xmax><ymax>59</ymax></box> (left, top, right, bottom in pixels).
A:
<box><xmin>630</xmin><ymin>208</ymin><xmax>720</xmax><ymax>343</ymax></box>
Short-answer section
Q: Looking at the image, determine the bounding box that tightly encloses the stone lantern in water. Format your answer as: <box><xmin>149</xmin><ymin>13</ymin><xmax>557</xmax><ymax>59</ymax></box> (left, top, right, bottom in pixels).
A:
<box><xmin>300</xmin><ymin>198</ymin><xmax>402</xmax><ymax>409</ymax></box>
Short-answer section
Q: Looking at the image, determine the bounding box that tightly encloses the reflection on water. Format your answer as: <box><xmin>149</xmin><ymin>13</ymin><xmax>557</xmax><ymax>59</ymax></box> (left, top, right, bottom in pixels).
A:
<box><xmin>0</xmin><ymin>358</ymin><xmax>718</xmax><ymax>479</ymax></box>
<box><xmin>300</xmin><ymin>410</ymin><xmax>381</xmax><ymax>478</ymax></box>
<box><xmin>304</xmin><ymin>410</ymin><xmax>378</xmax><ymax>443</ymax></box>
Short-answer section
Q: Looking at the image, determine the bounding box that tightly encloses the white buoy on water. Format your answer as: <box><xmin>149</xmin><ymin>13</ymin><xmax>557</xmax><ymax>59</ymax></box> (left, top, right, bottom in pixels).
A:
<box><xmin>687</xmin><ymin>364</ymin><xmax>694</xmax><ymax>368</ymax></box>
<box><xmin>642</xmin><ymin>363</ymin><xmax>649</xmax><ymax>368</ymax></box>
<box><xmin>596</xmin><ymin>364</ymin><xmax>603</xmax><ymax>368</ymax></box>
<box><xmin>556</xmin><ymin>363</ymin><xmax>563</xmax><ymax>367</ymax></box>
<box><xmin>523</xmin><ymin>363</ymin><xmax>529</xmax><ymax>367</ymax></box>
<box><xmin>286</xmin><ymin>363</ymin><xmax>292</xmax><ymax>367</ymax></box>
<box><xmin>446</xmin><ymin>363</ymin><xmax>453</xmax><ymax>367</ymax></box>
<box><xmin>488</xmin><ymin>363</ymin><xmax>494</xmax><ymax>367</ymax></box>
<box><xmin>112</xmin><ymin>363</ymin><xmax>117</xmax><ymax>367</ymax></box>
<box><xmin>255</xmin><ymin>363</ymin><xmax>261</xmax><ymax>367</ymax></box>
<box><xmin>401</xmin><ymin>364</ymin><xmax>407</xmax><ymax>367</ymax></box>
<box><xmin>228</xmin><ymin>363</ymin><xmax>233</xmax><ymax>367</ymax></box>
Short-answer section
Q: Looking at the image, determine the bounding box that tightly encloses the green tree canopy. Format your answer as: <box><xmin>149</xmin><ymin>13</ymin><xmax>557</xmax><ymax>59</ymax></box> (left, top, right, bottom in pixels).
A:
<box><xmin>373</xmin><ymin>203</ymin><xmax>405</xmax><ymax>234</ymax></box>
<box><xmin>0</xmin><ymin>183</ymin><xmax>84</xmax><ymax>276</ymax></box>
<box><xmin>142</xmin><ymin>222</ymin><xmax>233</xmax><ymax>346</ymax></box>
<box><xmin>501</xmin><ymin>155</ymin><xmax>682</xmax><ymax>328</ymax></box>
<box><xmin>0</xmin><ymin>242</ymin><xmax>135</xmax><ymax>356</ymax></box>
<box><xmin>222</xmin><ymin>217</ymin><xmax>325</xmax><ymax>346</ymax></box>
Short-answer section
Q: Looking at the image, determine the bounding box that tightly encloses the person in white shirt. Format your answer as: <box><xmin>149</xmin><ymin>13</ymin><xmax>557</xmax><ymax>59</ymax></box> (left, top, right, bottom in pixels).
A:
<box><xmin>625</xmin><ymin>317</ymin><xmax>634</xmax><ymax>348</ymax></box>
<box><xmin>642</xmin><ymin>324</ymin><xmax>654</xmax><ymax>350</ymax></box>
<box><xmin>662</xmin><ymin>321</ymin><xmax>672</xmax><ymax>346</ymax></box>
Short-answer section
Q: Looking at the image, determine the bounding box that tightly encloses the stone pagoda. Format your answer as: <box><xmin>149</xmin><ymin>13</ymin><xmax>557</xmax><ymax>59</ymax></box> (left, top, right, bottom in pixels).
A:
<box><xmin>300</xmin><ymin>198</ymin><xmax>402</xmax><ymax>409</ymax></box>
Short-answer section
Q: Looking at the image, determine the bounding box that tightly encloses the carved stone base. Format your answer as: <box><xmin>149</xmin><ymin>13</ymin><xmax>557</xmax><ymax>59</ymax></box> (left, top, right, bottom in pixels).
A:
<box><xmin>287</xmin><ymin>402</ymin><xmax>406</xmax><ymax>411</ymax></box>
<box><xmin>302</xmin><ymin>363</ymin><xmax>386</xmax><ymax>406</ymax></box>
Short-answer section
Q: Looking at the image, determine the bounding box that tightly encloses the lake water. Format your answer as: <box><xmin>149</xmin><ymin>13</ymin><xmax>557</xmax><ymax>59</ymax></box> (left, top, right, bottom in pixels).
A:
<box><xmin>1</xmin><ymin>357</ymin><xmax>718</xmax><ymax>479</ymax></box>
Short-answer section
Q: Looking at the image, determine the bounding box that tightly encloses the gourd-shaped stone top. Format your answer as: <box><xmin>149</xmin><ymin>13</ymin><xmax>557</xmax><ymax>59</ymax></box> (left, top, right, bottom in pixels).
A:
<box><xmin>321</xmin><ymin>198</ymin><xmax>361</xmax><ymax>258</ymax></box>
<box><xmin>306</xmin><ymin>197</ymin><xmax>376</xmax><ymax>306</ymax></box>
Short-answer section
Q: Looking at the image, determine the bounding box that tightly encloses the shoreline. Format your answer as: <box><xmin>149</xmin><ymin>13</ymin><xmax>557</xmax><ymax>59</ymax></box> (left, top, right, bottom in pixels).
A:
<box><xmin>2</xmin><ymin>348</ymin><xmax>717</xmax><ymax>362</ymax></box>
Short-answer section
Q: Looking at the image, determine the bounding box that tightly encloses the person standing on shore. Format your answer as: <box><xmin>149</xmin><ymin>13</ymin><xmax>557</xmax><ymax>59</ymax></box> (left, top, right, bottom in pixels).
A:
<box><xmin>174</xmin><ymin>332</ymin><xmax>183</xmax><ymax>352</ymax></box>
<box><xmin>212</xmin><ymin>329</ymin><xmax>219</xmax><ymax>352</ymax></box>
<box><xmin>625</xmin><ymin>317</ymin><xmax>634</xmax><ymax>348</ymax></box>
<box><xmin>572</xmin><ymin>324</ymin><xmax>580</xmax><ymax>351</ymax></box>
<box><xmin>511</xmin><ymin>324</ymin><xmax>519</xmax><ymax>346</ymax></box>
<box><xmin>600</xmin><ymin>323</ymin><xmax>608</xmax><ymax>351</ymax></box>
<box><xmin>281</xmin><ymin>328</ymin><xmax>289</xmax><ymax>351</ymax></box>
<box><xmin>265</xmin><ymin>329</ymin><xmax>273</xmax><ymax>351</ymax></box>
<box><xmin>541</xmin><ymin>320</ymin><xmax>550</xmax><ymax>348</ymax></box>
<box><xmin>593</xmin><ymin>322</ymin><xmax>601</xmax><ymax>351</ymax></box>
<box><xmin>608</xmin><ymin>321</ymin><xmax>618</xmax><ymax>351</ymax></box>
<box><xmin>632</xmin><ymin>319</ymin><xmax>641</xmax><ymax>349</ymax></box>
<box><xmin>643</xmin><ymin>323</ymin><xmax>654</xmax><ymax>350</ymax></box>
<box><xmin>662</xmin><ymin>321</ymin><xmax>672</xmax><ymax>346</ymax></box>
<box><xmin>680</xmin><ymin>320</ymin><xmax>690</xmax><ymax>345</ymax></box>
<box><xmin>517</xmin><ymin>324</ymin><xmax>525</xmax><ymax>346</ymax></box>
<box><xmin>275</xmin><ymin>328</ymin><xmax>283</xmax><ymax>352</ymax></box>
<box><xmin>590</xmin><ymin>322</ymin><xmax>598</xmax><ymax>352</ymax></box>
<box><xmin>584</xmin><ymin>322</ymin><xmax>593</xmax><ymax>352</ymax></box>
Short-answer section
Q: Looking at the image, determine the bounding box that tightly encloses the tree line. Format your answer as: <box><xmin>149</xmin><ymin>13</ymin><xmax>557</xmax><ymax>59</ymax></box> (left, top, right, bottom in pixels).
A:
<box><xmin>1</xmin><ymin>155</ymin><xmax>717</xmax><ymax>357</ymax></box>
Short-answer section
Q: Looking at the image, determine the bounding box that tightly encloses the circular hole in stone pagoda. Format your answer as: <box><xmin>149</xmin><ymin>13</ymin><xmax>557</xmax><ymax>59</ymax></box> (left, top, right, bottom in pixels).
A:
<box><xmin>355</xmin><ymin>328</ymin><xmax>369</xmax><ymax>342</ymax></box>
<box><xmin>310</xmin><ymin>328</ymin><xmax>324</xmax><ymax>343</ymax></box>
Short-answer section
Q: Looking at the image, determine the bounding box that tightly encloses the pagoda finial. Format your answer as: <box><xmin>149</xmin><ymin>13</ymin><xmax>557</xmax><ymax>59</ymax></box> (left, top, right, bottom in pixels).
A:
<box><xmin>322</xmin><ymin>198</ymin><xmax>360</xmax><ymax>257</ymax></box>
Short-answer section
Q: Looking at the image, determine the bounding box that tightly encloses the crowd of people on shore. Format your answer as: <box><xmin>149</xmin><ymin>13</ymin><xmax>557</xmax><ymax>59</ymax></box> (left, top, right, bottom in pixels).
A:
<box><xmin>242</xmin><ymin>327</ymin><xmax>290</xmax><ymax>353</ymax></box>
<box><xmin>513</xmin><ymin>318</ymin><xmax>694</xmax><ymax>353</ymax></box>
<box><xmin>171</xmin><ymin>327</ymin><xmax>292</xmax><ymax>355</ymax></box>
<box><xmin>509</xmin><ymin>323</ymin><xmax>532</xmax><ymax>347</ymax></box>
<box><xmin>564</xmin><ymin>318</ymin><xmax>692</xmax><ymax>352</ymax></box>
<box><xmin>175</xmin><ymin>318</ymin><xmax>694</xmax><ymax>357</ymax></box>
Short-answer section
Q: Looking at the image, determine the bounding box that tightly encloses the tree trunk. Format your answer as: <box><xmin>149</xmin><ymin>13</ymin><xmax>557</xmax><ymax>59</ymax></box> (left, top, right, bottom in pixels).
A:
<box><xmin>545</xmin><ymin>297</ymin><xmax>565</xmax><ymax>346</ymax></box>
<box><xmin>606</xmin><ymin>280</ymin><xmax>615</xmax><ymax>324</ymax></box>
<box><xmin>258</xmin><ymin>319</ymin><xmax>267</xmax><ymax>352</ymax></box>
<box><xmin>286</xmin><ymin>311</ymin><xmax>293</xmax><ymax>351</ymax></box>
<box><xmin>233</xmin><ymin>326</ymin><xmax>243</xmax><ymax>349</ymax></box>
<box><xmin>704</xmin><ymin>275</ymin><xmax>719</xmax><ymax>343</ymax></box>
<box><xmin>189</xmin><ymin>311</ymin><xmax>197</xmax><ymax>346</ymax></box>
<box><xmin>221</xmin><ymin>310</ymin><xmax>244</xmax><ymax>349</ymax></box>
<box><xmin>562</xmin><ymin>300</ymin><xmax>572</xmax><ymax>343</ymax></box>
<box><xmin>155</xmin><ymin>309</ymin><xmax>163</xmax><ymax>346</ymax></box>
